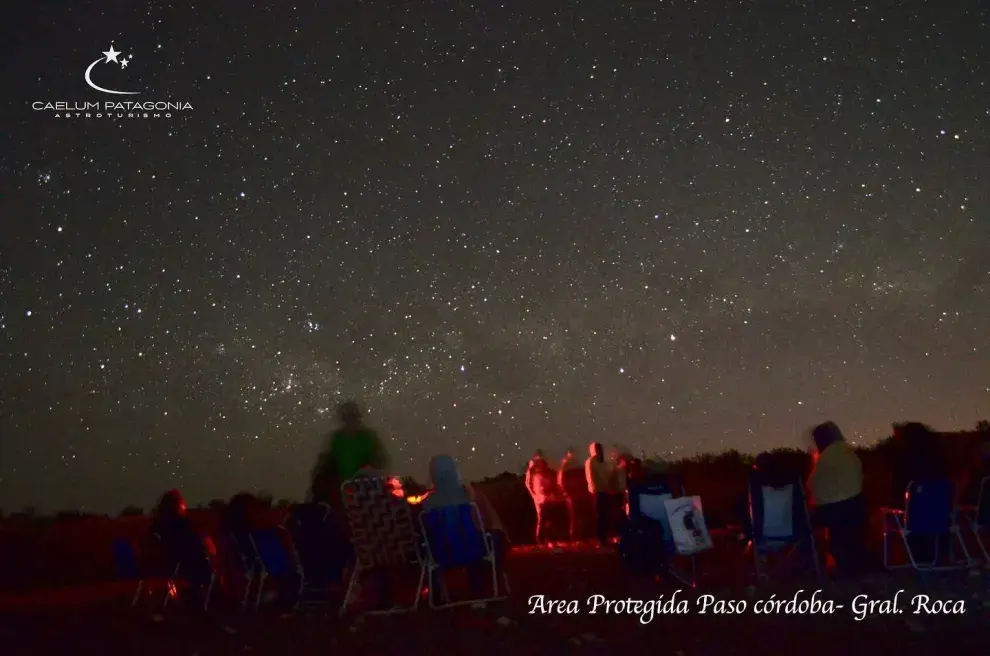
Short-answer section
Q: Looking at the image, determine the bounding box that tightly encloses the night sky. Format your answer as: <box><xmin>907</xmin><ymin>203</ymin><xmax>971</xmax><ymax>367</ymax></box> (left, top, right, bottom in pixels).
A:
<box><xmin>1</xmin><ymin>2</ymin><xmax>988</xmax><ymax>514</ymax></box>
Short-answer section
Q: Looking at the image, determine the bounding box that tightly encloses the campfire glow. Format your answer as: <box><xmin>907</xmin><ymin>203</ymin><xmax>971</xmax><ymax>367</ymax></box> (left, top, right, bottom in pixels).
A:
<box><xmin>387</xmin><ymin>476</ymin><xmax>431</xmax><ymax>505</ymax></box>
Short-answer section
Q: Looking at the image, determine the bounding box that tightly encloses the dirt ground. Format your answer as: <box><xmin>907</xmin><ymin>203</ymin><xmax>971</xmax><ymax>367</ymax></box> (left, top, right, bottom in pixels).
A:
<box><xmin>2</xmin><ymin>544</ymin><xmax>988</xmax><ymax>656</ymax></box>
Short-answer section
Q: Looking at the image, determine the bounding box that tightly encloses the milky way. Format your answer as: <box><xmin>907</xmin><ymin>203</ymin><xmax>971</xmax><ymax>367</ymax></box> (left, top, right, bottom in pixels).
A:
<box><xmin>1</xmin><ymin>1</ymin><xmax>988</xmax><ymax>512</ymax></box>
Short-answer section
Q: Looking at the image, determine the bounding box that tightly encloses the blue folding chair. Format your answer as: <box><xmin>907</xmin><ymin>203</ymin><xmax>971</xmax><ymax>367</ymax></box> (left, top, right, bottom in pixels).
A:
<box><xmin>249</xmin><ymin>528</ymin><xmax>305</xmax><ymax>609</ymax></box>
<box><xmin>419</xmin><ymin>503</ymin><xmax>508</xmax><ymax>609</ymax></box>
<box><xmin>882</xmin><ymin>478</ymin><xmax>975</xmax><ymax>571</ymax></box>
<box><xmin>747</xmin><ymin>473</ymin><xmax>820</xmax><ymax>582</ymax></box>
<box><xmin>112</xmin><ymin>537</ymin><xmax>178</xmax><ymax>608</ymax></box>
<box><xmin>624</xmin><ymin>476</ymin><xmax>702</xmax><ymax>586</ymax></box>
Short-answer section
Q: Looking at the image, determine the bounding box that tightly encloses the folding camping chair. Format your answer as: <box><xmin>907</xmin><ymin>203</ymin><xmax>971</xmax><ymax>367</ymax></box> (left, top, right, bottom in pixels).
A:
<box><xmin>747</xmin><ymin>473</ymin><xmax>821</xmax><ymax>581</ymax></box>
<box><xmin>419</xmin><ymin>502</ymin><xmax>509</xmax><ymax>609</ymax></box>
<box><xmin>961</xmin><ymin>476</ymin><xmax>989</xmax><ymax>563</ymax></box>
<box><xmin>286</xmin><ymin>502</ymin><xmax>352</xmax><ymax>604</ymax></box>
<box><xmin>112</xmin><ymin>537</ymin><xmax>179</xmax><ymax>608</ymax></box>
<box><xmin>624</xmin><ymin>475</ymin><xmax>704</xmax><ymax>586</ymax></box>
<box><xmin>882</xmin><ymin>478</ymin><xmax>975</xmax><ymax>571</ymax></box>
<box><xmin>339</xmin><ymin>475</ymin><xmax>427</xmax><ymax>616</ymax></box>
<box><xmin>249</xmin><ymin>528</ymin><xmax>306</xmax><ymax>609</ymax></box>
<box><xmin>223</xmin><ymin>532</ymin><xmax>260</xmax><ymax>609</ymax></box>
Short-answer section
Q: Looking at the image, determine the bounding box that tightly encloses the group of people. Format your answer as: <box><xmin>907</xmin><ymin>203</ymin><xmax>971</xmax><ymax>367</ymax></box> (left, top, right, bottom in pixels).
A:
<box><xmin>751</xmin><ymin>420</ymin><xmax>989</xmax><ymax>578</ymax></box>
<box><xmin>145</xmin><ymin>406</ymin><xmax>990</xmax><ymax>609</ymax></box>
<box><xmin>146</xmin><ymin>401</ymin><xmax>510</xmax><ymax>610</ymax></box>
<box><xmin>525</xmin><ymin>443</ymin><xmax>651</xmax><ymax>548</ymax></box>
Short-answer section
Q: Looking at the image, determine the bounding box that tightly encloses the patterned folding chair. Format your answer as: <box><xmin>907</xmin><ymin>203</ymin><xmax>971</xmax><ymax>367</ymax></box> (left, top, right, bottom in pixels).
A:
<box><xmin>249</xmin><ymin>528</ymin><xmax>305</xmax><ymax>609</ymax></box>
<box><xmin>112</xmin><ymin>537</ymin><xmax>179</xmax><ymax>608</ymax></box>
<box><xmin>747</xmin><ymin>473</ymin><xmax>821</xmax><ymax>582</ymax></box>
<box><xmin>419</xmin><ymin>502</ymin><xmax>508</xmax><ymax>609</ymax></box>
<box><xmin>339</xmin><ymin>475</ymin><xmax>426</xmax><ymax>616</ymax></box>
<box><xmin>882</xmin><ymin>478</ymin><xmax>975</xmax><ymax>571</ymax></box>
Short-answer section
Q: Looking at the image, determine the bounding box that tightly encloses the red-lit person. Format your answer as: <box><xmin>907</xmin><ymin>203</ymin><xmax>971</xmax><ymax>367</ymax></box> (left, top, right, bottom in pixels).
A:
<box><xmin>585</xmin><ymin>442</ymin><xmax>613</xmax><ymax>548</ymax></box>
<box><xmin>525</xmin><ymin>449</ymin><xmax>557</xmax><ymax>545</ymax></box>
<box><xmin>149</xmin><ymin>489</ymin><xmax>213</xmax><ymax>608</ymax></box>
<box><xmin>558</xmin><ymin>447</ymin><xmax>588</xmax><ymax>542</ymax></box>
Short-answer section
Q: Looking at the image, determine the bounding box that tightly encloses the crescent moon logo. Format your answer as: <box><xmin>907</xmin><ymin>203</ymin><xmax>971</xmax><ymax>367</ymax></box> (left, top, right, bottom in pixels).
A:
<box><xmin>84</xmin><ymin>48</ymin><xmax>140</xmax><ymax>95</ymax></box>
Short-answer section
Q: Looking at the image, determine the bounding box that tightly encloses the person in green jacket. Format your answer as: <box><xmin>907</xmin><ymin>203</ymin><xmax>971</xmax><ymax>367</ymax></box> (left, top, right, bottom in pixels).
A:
<box><xmin>309</xmin><ymin>401</ymin><xmax>390</xmax><ymax>506</ymax></box>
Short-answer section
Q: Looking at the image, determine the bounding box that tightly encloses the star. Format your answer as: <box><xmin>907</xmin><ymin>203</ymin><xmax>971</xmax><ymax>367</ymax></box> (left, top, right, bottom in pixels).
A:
<box><xmin>103</xmin><ymin>45</ymin><xmax>121</xmax><ymax>64</ymax></box>
<box><xmin>120</xmin><ymin>58</ymin><xmax>129</xmax><ymax>69</ymax></box>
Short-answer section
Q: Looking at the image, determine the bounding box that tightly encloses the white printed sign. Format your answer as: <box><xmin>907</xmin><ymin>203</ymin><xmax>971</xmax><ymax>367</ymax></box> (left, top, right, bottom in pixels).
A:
<box><xmin>663</xmin><ymin>496</ymin><xmax>713</xmax><ymax>555</ymax></box>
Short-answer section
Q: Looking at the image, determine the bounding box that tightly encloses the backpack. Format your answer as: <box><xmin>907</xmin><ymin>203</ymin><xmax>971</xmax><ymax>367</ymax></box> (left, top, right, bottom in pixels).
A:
<box><xmin>618</xmin><ymin>516</ymin><xmax>668</xmax><ymax>576</ymax></box>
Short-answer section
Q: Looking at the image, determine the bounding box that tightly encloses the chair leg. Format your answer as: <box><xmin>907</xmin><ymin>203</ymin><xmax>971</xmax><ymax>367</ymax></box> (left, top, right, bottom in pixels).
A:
<box><xmin>753</xmin><ymin>544</ymin><xmax>766</xmax><ymax>581</ymax></box>
<box><xmin>241</xmin><ymin>572</ymin><xmax>254</xmax><ymax>610</ymax></box>
<box><xmin>412</xmin><ymin>561</ymin><xmax>426</xmax><ymax>611</ymax></box>
<box><xmin>809</xmin><ymin>537</ymin><xmax>823</xmax><ymax>580</ymax></box>
<box><xmin>974</xmin><ymin>523</ymin><xmax>990</xmax><ymax>563</ymax></box>
<box><xmin>255</xmin><ymin>571</ymin><xmax>267</xmax><ymax>609</ymax></box>
<box><xmin>427</xmin><ymin>565</ymin><xmax>440</xmax><ymax>610</ymax></box>
<box><xmin>339</xmin><ymin>566</ymin><xmax>361</xmax><ymax>617</ymax></box>
<box><xmin>161</xmin><ymin>562</ymin><xmax>181</xmax><ymax>609</ymax></box>
<box><xmin>951</xmin><ymin>527</ymin><xmax>975</xmax><ymax>568</ymax></box>
<box><xmin>294</xmin><ymin>570</ymin><xmax>305</xmax><ymax>609</ymax></box>
<box><xmin>131</xmin><ymin>579</ymin><xmax>145</xmax><ymax>607</ymax></box>
<box><xmin>204</xmin><ymin>573</ymin><xmax>216</xmax><ymax>611</ymax></box>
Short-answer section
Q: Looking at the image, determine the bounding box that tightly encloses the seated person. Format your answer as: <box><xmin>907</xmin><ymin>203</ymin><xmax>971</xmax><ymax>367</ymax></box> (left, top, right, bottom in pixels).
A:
<box><xmin>889</xmin><ymin>422</ymin><xmax>948</xmax><ymax>505</ymax></box>
<box><xmin>285</xmin><ymin>501</ymin><xmax>352</xmax><ymax>589</ymax></box>
<box><xmin>421</xmin><ymin>454</ymin><xmax>509</xmax><ymax>600</ymax></box>
<box><xmin>960</xmin><ymin>438</ymin><xmax>990</xmax><ymax>508</ymax></box>
<box><xmin>150</xmin><ymin>489</ymin><xmax>213</xmax><ymax>607</ymax></box>
<box><xmin>222</xmin><ymin>492</ymin><xmax>261</xmax><ymax>572</ymax></box>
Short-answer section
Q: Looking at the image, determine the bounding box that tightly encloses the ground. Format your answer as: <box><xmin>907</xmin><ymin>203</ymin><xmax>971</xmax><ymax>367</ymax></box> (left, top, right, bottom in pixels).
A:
<box><xmin>2</xmin><ymin>544</ymin><xmax>988</xmax><ymax>656</ymax></box>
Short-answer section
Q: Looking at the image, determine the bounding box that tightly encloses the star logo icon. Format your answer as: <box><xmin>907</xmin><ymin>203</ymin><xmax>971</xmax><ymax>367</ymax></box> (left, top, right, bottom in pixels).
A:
<box><xmin>102</xmin><ymin>45</ymin><xmax>122</xmax><ymax>64</ymax></box>
<box><xmin>85</xmin><ymin>44</ymin><xmax>139</xmax><ymax>95</ymax></box>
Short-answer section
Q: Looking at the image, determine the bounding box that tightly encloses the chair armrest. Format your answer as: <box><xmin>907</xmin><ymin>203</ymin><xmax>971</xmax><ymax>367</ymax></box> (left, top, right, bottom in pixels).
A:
<box><xmin>879</xmin><ymin>507</ymin><xmax>904</xmax><ymax>515</ymax></box>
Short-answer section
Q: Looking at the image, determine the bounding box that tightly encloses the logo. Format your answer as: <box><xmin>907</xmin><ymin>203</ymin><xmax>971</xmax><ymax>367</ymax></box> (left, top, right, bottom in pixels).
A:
<box><xmin>85</xmin><ymin>45</ymin><xmax>139</xmax><ymax>95</ymax></box>
<box><xmin>32</xmin><ymin>43</ymin><xmax>193</xmax><ymax>119</ymax></box>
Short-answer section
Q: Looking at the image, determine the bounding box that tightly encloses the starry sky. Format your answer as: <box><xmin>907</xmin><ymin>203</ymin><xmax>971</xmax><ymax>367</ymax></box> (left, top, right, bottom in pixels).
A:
<box><xmin>1</xmin><ymin>1</ymin><xmax>988</xmax><ymax>514</ymax></box>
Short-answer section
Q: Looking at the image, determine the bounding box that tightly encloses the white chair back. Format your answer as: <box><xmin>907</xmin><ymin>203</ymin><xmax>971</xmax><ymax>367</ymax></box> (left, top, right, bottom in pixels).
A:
<box><xmin>761</xmin><ymin>484</ymin><xmax>795</xmax><ymax>540</ymax></box>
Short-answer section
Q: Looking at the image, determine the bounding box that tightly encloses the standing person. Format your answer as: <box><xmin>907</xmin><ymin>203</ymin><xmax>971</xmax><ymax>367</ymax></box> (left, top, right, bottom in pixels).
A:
<box><xmin>309</xmin><ymin>401</ymin><xmax>390</xmax><ymax>508</ymax></box>
<box><xmin>558</xmin><ymin>447</ymin><xmax>588</xmax><ymax>542</ymax></box>
<box><xmin>586</xmin><ymin>442</ymin><xmax>613</xmax><ymax>548</ymax></box>
<box><xmin>525</xmin><ymin>450</ymin><xmax>557</xmax><ymax>544</ymax></box>
<box><xmin>808</xmin><ymin>421</ymin><xmax>866</xmax><ymax>578</ymax></box>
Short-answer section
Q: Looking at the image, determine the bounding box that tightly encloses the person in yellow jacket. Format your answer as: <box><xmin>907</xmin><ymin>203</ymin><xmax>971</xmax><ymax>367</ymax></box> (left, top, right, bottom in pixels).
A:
<box><xmin>808</xmin><ymin>421</ymin><xmax>866</xmax><ymax>577</ymax></box>
<box><xmin>585</xmin><ymin>442</ymin><xmax>613</xmax><ymax>547</ymax></box>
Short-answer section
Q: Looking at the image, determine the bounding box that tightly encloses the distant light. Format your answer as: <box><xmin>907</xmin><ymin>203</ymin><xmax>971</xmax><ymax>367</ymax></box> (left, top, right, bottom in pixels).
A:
<box><xmin>670</xmin><ymin>334</ymin><xmax>676</xmax><ymax>341</ymax></box>
<box><xmin>57</xmin><ymin>226</ymin><xmax>63</xmax><ymax>232</ymax></box>
<box><xmin>25</xmin><ymin>310</ymin><xmax>32</xmax><ymax>317</ymax></box>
